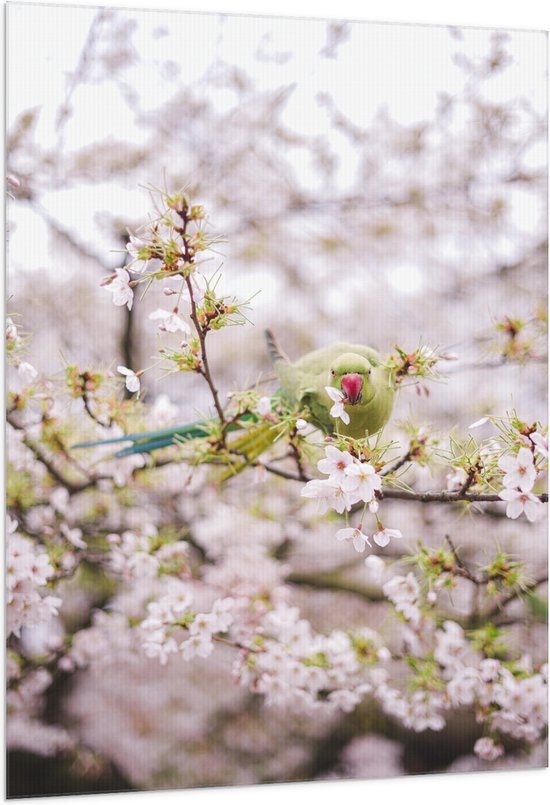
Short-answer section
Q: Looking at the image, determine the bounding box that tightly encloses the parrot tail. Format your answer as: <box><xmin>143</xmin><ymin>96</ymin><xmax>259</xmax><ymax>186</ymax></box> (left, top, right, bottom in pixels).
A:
<box><xmin>265</xmin><ymin>329</ymin><xmax>288</xmax><ymax>366</ymax></box>
<box><xmin>72</xmin><ymin>412</ymin><xmax>263</xmax><ymax>460</ymax></box>
<box><xmin>72</xmin><ymin>421</ymin><xmax>210</xmax><ymax>458</ymax></box>
<box><xmin>220</xmin><ymin>421</ymin><xmax>279</xmax><ymax>480</ymax></box>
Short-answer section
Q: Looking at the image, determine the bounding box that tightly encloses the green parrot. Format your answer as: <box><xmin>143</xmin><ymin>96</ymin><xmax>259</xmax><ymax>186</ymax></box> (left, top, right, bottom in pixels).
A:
<box><xmin>73</xmin><ymin>331</ymin><xmax>395</xmax><ymax>471</ymax></box>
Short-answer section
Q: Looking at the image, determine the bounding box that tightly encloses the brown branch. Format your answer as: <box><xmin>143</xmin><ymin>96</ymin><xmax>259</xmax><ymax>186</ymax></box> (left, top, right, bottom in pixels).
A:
<box><xmin>380</xmin><ymin>451</ymin><xmax>411</xmax><ymax>478</ymax></box>
<box><xmin>288</xmin><ymin>439</ymin><xmax>308</xmax><ymax>482</ymax></box>
<box><xmin>262</xmin><ymin>463</ymin><xmax>548</xmax><ymax>504</ymax></box>
<box><xmin>7</xmin><ymin>414</ymin><xmax>89</xmax><ymax>495</ymax></box>
<box><xmin>185</xmin><ymin>274</ymin><xmax>226</xmax><ymax>425</ymax></box>
<box><xmin>444</xmin><ymin>534</ymin><xmax>480</xmax><ymax>584</ymax></box>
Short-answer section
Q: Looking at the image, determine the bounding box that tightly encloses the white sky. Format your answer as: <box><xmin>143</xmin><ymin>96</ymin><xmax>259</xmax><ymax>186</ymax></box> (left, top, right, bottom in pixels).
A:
<box><xmin>6</xmin><ymin>3</ymin><xmax>548</xmax><ymax>278</ymax></box>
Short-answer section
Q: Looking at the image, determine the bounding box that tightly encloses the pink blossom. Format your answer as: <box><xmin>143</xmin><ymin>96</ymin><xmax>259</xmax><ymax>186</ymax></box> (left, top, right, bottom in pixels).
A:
<box><xmin>106</xmin><ymin>268</ymin><xmax>134</xmax><ymax>310</ymax></box>
<box><xmin>498</xmin><ymin>446</ymin><xmax>537</xmax><ymax>492</ymax></box>
<box><xmin>335</xmin><ymin>527</ymin><xmax>371</xmax><ymax>553</ymax></box>
<box><xmin>499</xmin><ymin>488</ymin><xmax>542</xmax><ymax>521</ymax></box>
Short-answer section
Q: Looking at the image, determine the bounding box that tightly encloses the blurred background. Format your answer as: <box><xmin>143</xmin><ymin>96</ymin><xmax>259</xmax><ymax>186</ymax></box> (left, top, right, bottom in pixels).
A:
<box><xmin>6</xmin><ymin>3</ymin><xmax>548</xmax><ymax>797</ymax></box>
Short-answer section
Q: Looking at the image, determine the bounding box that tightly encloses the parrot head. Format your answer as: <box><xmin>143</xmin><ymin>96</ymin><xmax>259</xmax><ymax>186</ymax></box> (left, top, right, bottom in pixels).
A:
<box><xmin>329</xmin><ymin>353</ymin><xmax>377</xmax><ymax>406</ymax></box>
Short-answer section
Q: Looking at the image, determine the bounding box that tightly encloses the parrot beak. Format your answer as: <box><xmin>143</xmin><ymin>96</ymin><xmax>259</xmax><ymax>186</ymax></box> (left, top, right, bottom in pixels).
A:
<box><xmin>341</xmin><ymin>373</ymin><xmax>363</xmax><ymax>405</ymax></box>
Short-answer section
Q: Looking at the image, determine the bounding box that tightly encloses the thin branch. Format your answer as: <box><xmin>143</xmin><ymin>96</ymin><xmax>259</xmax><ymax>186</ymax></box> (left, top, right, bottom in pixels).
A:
<box><xmin>262</xmin><ymin>462</ymin><xmax>548</xmax><ymax>504</ymax></box>
<box><xmin>184</xmin><ymin>274</ymin><xmax>226</xmax><ymax>425</ymax></box>
<box><xmin>380</xmin><ymin>451</ymin><xmax>411</xmax><ymax>478</ymax></box>
<box><xmin>444</xmin><ymin>534</ymin><xmax>480</xmax><ymax>583</ymax></box>
<box><xmin>7</xmin><ymin>414</ymin><xmax>88</xmax><ymax>495</ymax></box>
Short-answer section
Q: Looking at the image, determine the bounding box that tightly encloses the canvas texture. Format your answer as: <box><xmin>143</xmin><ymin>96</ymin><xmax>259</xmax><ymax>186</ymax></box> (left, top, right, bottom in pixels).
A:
<box><xmin>5</xmin><ymin>3</ymin><xmax>548</xmax><ymax>797</ymax></box>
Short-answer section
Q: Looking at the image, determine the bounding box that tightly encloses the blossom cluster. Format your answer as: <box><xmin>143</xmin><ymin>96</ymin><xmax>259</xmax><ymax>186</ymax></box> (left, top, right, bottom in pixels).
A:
<box><xmin>108</xmin><ymin>527</ymin><xmax>190</xmax><ymax>581</ymax></box>
<box><xmin>498</xmin><ymin>445</ymin><xmax>544</xmax><ymax>522</ymax></box>
<box><xmin>6</xmin><ymin>517</ymin><xmax>62</xmax><ymax>638</ymax></box>
<box><xmin>141</xmin><ymin>592</ymin><xmax>389</xmax><ymax>714</ymax></box>
<box><xmin>140</xmin><ymin>583</ymin><xmax>235</xmax><ymax>665</ymax></box>
<box><xmin>233</xmin><ymin>603</ymin><xmax>388</xmax><ymax>713</ymax></box>
<box><xmin>300</xmin><ymin>446</ymin><xmax>403</xmax><ymax>554</ymax></box>
<box><xmin>99</xmin><ymin>190</ymin><xmax>250</xmax><ymax>398</ymax></box>
<box><xmin>379</xmin><ymin>574</ymin><xmax>548</xmax><ymax>755</ymax></box>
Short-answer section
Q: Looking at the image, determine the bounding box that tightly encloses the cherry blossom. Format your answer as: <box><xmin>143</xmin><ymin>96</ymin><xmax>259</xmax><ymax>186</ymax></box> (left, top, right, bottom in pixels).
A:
<box><xmin>126</xmin><ymin>233</ymin><xmax>148</xmax><ymax>261</ymax></box>
<box><xmin>364</xmin><ymin>554</ymin><xmax>385</xmax><ymax>580</ymax></box>
<box><xmin>372</xmin><ymin>526</ymin><xmax>403</xmax><ymax>548</ymax></box>
<box><xmin>117</xmin><ymin>365</ymin><xmax>141</xmax><ymax>394</ymax></box>
<box><xmin>335</xmin><ymin>527</ymin><xmax>371</xmax><ymax>553</ymax></box>
<box><xmin>295</xmin><ymin>418</ymin><xmax>310</xmax><ymax>434</ymax></box>
<box><xmin>18</xmin><ymin>362</ymin><xmax>38</xmax><ymax>384</ymax></box>
<box><xmin>531</xmin><ymin>431</ymin><xmax>548</xmax><ymax>459</ymax></box>
<box><xmin>317</xmin><ymin>445</ymin><xmax>354</xmax><ymax>481</ymax></box>
<box><xmin>105</xmin><ymin>268</ymin><xmax>134</xmax><ymax>310</ymax></box>
<box><xmin>499</xmin><ymin>488</ymin><xmax>542</xmax><ymax>521</ymax></box>
<box><xmin>383</xmin><ymin>573</ymin><xmax>420</xmax><ymax>623</ymax></box>
<box><xmin>474</xmin><ymin>737</ymin><xmax>504</xmax><ymax>761</ymax></box>
<box><xmin>149</xmin><ymin>308</ymin><xmax>190</xmax><ymax>334</ymax></box>
<box><xmin>300</xmin><ymin>478</ymin><xmax>354</xmax><ymax>514</ymax></box>
<box><xmin>468</xmin><ymin>417</ymin><xmax>489</xmax><ymax>429</ymax></box>
<box><xmin>498</xmin><ymin>446</ymin><xmax>537</xmax><ymax>492</ymax></box>
<box><xmin>343</xmin><ymin>461</ymin><xmax>381</xmax><ymax>503</ymax></box>
<box><xmin>324</xmin><ymin>386</ymin><xmax>350</xmax><ymax>425</ymax></box>
<box><xmin>446</xmin><ymin>467</ymin><xmax>467</xmax><ymax>491</ymax></box>
<box><xmin>257</xmin><ymin>396</ymin><xmax>272</xmax><ymax>417</ymax></box>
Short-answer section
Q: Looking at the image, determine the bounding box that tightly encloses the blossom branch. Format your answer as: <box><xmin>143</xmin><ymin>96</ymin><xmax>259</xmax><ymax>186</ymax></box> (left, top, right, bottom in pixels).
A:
<box><xmin>263</xmin><ymin>462</ymin><xmax>548</xmax><ymax>505</ymax></box>
<box><xmin>184</xmin><ymin>274</ymin><xmax>226</xmax><ymax>426</ymax></box>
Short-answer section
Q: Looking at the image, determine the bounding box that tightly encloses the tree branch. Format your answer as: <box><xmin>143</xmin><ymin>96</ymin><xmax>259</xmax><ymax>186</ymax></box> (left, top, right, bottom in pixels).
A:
<box><xmin>262</xmin><ymin>463</ymin><xmax>548</xmax><ymax>505</ymax></box>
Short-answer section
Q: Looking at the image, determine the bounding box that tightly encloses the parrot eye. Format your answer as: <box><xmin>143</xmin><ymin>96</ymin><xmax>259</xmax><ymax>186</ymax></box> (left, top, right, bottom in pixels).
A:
<box><xmin>331</xmin><ymin>370</ymin><xmax>335</xmax><ymax>376</ymax></box>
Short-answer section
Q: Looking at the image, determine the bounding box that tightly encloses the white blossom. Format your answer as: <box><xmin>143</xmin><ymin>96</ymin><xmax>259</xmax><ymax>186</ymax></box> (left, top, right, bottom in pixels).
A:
<box><xmin>446</xmin><ymin>467</ymin><xmax>467</xmax><ymax>491</ymax></box>
<box><xmin>295</xmin><ymin>418</ymin><xmax>311</xmax><ymax>434</ymax></box>
<box><xmin>324</xmin><ymin>386</ymin><xmax>350</xmax><ymax>425</ymax></box>
<box><xmin>372</xmin><ymin>527</ymin><xmax>403</xmax><ymax>548</ymax></box>
<box><xmin>117</xmin><ymin>365</ymin><xmax>141</xmax><ymax>394</ymax></box>
<box><xmin>317</xmin><ymin>445</ymin><xmax>353</xmax><ymax>481</ymax></box>
<box><xmin>383</xmin><ymin>573</ymin><xmax>420</xmax><ymax>623</ymax></box>
<box><xmin>342</xmin><ymin>461</ymin><xmax>382</xmax><ymax>503</ymax></box>
<box><xmin>468</xmin><ymin>417</ymin><xmax>489</xmax><ymax>429</ymax></box>
<box><xmin>498</xmin><ymin>446</ymin><xmax>537</xmax><ymax>492</ymax></box>
<box><xmin>18</xmin><ymin>362</ymin><xmax>38</xmax><ymax>384</ymax></box>
<box><xmin>300</xmin><ymin>478</ymin><xmax>354</xmax><ymax>514</ymax></box>
<box><xmin>499</xmin><ymin>488</ymin><xmax>542</xmax><ymax>521</ymax></box>
<box><xmin>364</xmin><ymin>554</ymin><xmax>385</xmax><ymax>580</ymax></box>
<box><xmin>126</xmin><ymin>233</ymin><xmax>148</xmax><ymax>260</ymax></box>
<box><xmin>60</xmin><ymin>523</ymin><xmax>87</xmax><ymax>550</ymax></box>
<box><xmin>149</xmin><ymin>394</ymin><xmax>178</xmax><ymax>426</ymax></box>
<box><xmin>106</xmin><ymin>268</ymin><xmax>134</xmax><ymax>310</ymax></box>
<box><xmin>474</xmin><ymin>737</ymin><xmax>504</xmax><ymax>761</ymax></box>
<box><xmin>257</xmin><ymin>396</ymin><xmax>272</xmax><ymax>417</ymax></box>
<box><xmin>149</xmin><ymin>308</ymin><xmax>190</xmax><ymax>334</ymax></box>
<box><xmin>335</xmin><ymin>527</ymin><xmax>371</xmax><ymax>553</ymax></box>
<box><xmin>531</xmin><ymin>431</ymin><xmax>548</xmax><ymax>459</ymax></box>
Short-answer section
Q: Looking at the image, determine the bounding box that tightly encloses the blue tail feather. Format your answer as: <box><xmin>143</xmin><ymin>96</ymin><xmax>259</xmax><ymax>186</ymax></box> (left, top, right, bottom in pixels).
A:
<box><xmin>72</xmin><ymin>409</ymin><xmax>264</xmax><ymax>457</ymax></box>
<box><xmin>114</xmin><ymin>433</ymin><xmax>198</xmax><ymax>458</ymax></box>
<box><xmin>72</xmin><ymin>422</ymin><xmax>208</xmax><ymax>450</ymax></box>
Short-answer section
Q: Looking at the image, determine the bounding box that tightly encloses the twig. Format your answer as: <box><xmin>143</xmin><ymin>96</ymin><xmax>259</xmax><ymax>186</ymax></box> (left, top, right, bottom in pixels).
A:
<box><xmin>7</xmin><ymin>414</ymin><xmax>88</xmax><ymax>495</ymax></box>
<box><xmin>184</xmin><ymin>275</ymin><xmax>226</xmax><ymax>425</ymax></box>
<box><xmin>444</xmin><ymin>534</ymin><xmax>480</xmax><ymax>584</ymax></box>
<box><xmin>262</xmin><ymin>462</ymin><xmax>548</xmax><ymax>504</ymax></box>
<box><xmin>380</xmin><ymin>451</ymin><xmax>411</xmax><ymax>478</ymax></box>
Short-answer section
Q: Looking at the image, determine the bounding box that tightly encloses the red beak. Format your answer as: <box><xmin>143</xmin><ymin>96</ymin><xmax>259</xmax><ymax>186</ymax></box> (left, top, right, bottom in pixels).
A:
<box><xmin>341</xmin><ymin>373</ymin><xmax>363</xmax><ymax>405</ymax></box>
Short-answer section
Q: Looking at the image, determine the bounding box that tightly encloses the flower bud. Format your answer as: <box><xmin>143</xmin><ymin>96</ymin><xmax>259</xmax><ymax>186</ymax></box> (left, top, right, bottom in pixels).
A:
<box><xmin>99</xmin><ymin>274</ymin><xmax>116</xmax><ymax>287</ymax></box>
